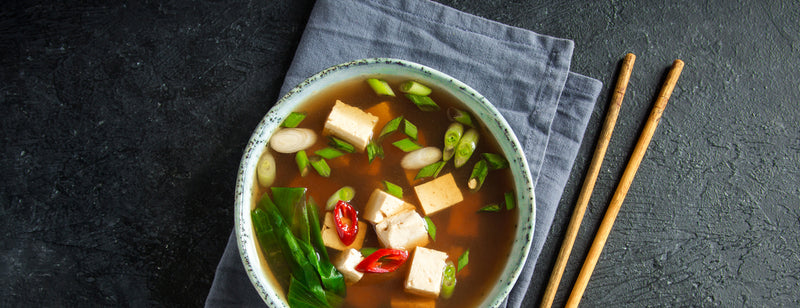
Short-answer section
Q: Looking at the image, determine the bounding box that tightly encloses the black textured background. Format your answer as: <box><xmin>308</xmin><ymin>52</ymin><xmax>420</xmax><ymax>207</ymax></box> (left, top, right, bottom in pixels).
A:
<box><xmin>2</xmin><ymin>0</ymin><xmax>798</xmax><ymax>307</ymax></box>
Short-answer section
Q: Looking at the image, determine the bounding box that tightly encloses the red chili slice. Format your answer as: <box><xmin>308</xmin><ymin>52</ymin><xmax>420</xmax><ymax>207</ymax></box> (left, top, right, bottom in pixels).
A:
<box><xmin>355</xmin><ymin>248</ymin><xmax>409</xmax><ymax>273</ymax></box>
<box><xmin>333</xmin><ymin>200</ymin><xmax>358</xmax><ymax>246</ymax></box>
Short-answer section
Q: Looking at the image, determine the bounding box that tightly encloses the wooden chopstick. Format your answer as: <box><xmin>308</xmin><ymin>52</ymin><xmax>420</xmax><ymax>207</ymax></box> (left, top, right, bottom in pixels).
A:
<box><xmin>539</xmin><ymin>53</ymin><xmax>636</xmax><ymax>308</ymax></box>
<box><xmin>565</xmin><ymin>59</ymin><xmax>685</xmax><ymax>307</ymax></box>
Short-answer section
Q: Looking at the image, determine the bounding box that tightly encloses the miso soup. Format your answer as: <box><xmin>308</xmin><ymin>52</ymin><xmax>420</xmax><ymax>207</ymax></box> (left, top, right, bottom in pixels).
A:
<box><xmin>252</xmin><ymin>76</ymin><xmax>518</xmax><ymax>308</ymax></box>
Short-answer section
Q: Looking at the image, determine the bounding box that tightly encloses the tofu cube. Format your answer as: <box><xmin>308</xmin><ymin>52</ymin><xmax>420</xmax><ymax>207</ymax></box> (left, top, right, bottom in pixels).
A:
<box><xmin>333</xmin><ymin>248</ymin><xmax>364</xmax><ymax>284</ymax></box>
<box><xmin>324</xmin><ymin>100</ymin><xmax>379</xmax><ymax>152</ymax></box>
<box><xmin>413</xmin><ymin>173</ymin><xmax>464</xmax><ymax>216</ymax></box>
<box><xmin>375</xmin><ymin>210</ymin><xmax>429</xmax><ymax>250</ymax></box>
<box><xmin>321</xmin><ymin>212</ymin><xmax>368</xmax><ymax>251</ymax></box>
<box><xmin>404</xmin><ymin>247</ymin><xmax>449</xmax><ymax>298</ymax></box>
<box><xmin>363</xmin><ymin>189</ymin><xmax>416</xmax><ymax>225</ymax></box>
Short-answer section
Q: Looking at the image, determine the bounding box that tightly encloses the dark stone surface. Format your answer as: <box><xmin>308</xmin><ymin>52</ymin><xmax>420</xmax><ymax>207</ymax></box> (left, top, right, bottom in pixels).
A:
<box><xmin>2</xmin><ymin>0</ymin><xmax>798</xmax><ymax>307</ymax></box>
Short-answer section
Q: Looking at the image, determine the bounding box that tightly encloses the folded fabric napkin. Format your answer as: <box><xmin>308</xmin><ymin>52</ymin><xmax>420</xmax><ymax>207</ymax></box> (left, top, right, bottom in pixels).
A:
<box><xmin>205</xmin><ymin>0</ymin><xmax>602</xmax><ymax>307</ymax></box>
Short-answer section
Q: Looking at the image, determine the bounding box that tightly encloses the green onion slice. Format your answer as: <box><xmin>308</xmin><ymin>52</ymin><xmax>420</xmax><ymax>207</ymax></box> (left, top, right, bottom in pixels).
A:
<box><xmin>454</xmin><ymin>128</ymin><xmax>479</xmax><ymax>168</ymax></box>
<box><xmin>360</xmin><ymin>247</ymin><xmax>379</xmax><ymax>257</ymax></box>
<box><xmin>326</xmin><ymin>186</ymin><xmax>356</xmax><ymax>211</ymax></box>
<box><xmin>457</xmin><ymin>249</ymin><xmax>469</xmax><ymax>272</ymax></box>
<box><xmin>392</xmin><ymin>138</ymin><xmax>422</xmax><ymax>152</ymax></box>
<box><xmin>442</xmin><ymin>122</ymin><xmax>464</xmax><ymax>161</ymax></box>
<box><xmin>383</xmin><ymin>181</ymin><xmax>403</xmax><ymax>199</ymax></box>
<box><xmin>405</xmin><ymin>94</ymin><xmax>440</xmax><ymax>111</ymax></box>
<box><xmin>379</xmin><ymin>116</ymin><xmax>404</xmax><ymax>140</ymax></box>
<box><xmin>447</xmin><ymin>108</ymin><xmax>473</xmax><ymax>127</ymax></box>
<box><xmin>329</xmin><ymin>136</ymin><xmax>356</xmax><ymax>153</ymax></box>
<box><xmin>441</xmin><ymin>260</ymin><xmax>457</xmax><ymax>299</ymax></box>
<box><xmin>399</xmin><ymin>80</ymin><xmax>432</xmax><ymax>96</ymax></box>
<box><xmin>424</xmin><ymin>216</ymin><xmax>437</xmax><ymax>241</ymax></box>
<box><xmin>314</xmin><ymin>147</ymin><xmax>345</xmax><ymax>160</ymax></box>
<box><xmin>482</xmin><ymin>153</ymin><xmax>509</xmax><ymax>170</ymax></box>
<box><xmin>282</xmin><ymin>112</ymin><xmax>307</xmax><ymax>128</ymax></box>
<box><xmin>415</xmin><ymin>161</ymin><xmax>446</xmax><ymax>180</ymax></box>
<box><xmin>468</xmin><ymin>159</ymin><xmax>489</xmax><ymax>192</ymax></box>
<box><xmin>366</xmin><ymin>140</ymin><xmax>384</xmax><ymax>163</ymax></box>
<box><xmin>478</xmin><ymin>204</ymin><xmax>501</xmax><ymax>212</ymax></box>
<box><xmin>295</xmin><ymin>150</ymin><xmax>310</xmax><ymax>177</ymax></box>
<box><xmin>403</xmin><ymin>119</ymin><xmax>418</xmax><ymax>140</ymax></box>
<box><xmin>505</xmin><ymin>191</ymin><xmax>516</xmax><ymax>210</ymax></box>
<box><xmin>309</xmin><ymin>156</ymin><xmax>331</xmax><ymax>177</ymax></box>
<box><xmin>366</xmin><ymin>78</ymin><xmax>395</xmax><ymax>97</ymax></box>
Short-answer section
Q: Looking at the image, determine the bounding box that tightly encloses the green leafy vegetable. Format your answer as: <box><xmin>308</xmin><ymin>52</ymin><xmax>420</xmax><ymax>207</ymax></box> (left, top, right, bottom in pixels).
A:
<box><xmin>415</xmin><ymin>161</ymin><xmax>446</xmax><ymax>180</ymax></box>
<box><xmin>282</xmin><ymin>112</ymin><xmax>307</xmax><ymax>128</ymax></box>
<box><xmin>424</xmin><ymin>216</ymin><xmax>437</xmax><ymax>241</ymax></box>
<box><xmin>399</xmin><ymin>80</ymin><xmax>432</xmax><ymax>96</ymax></box>
<box><xmin>367</xmin><ymin>78</ymin><xmax>395</xmax><ymax>97</ymax></box>
<box><xmin>392</xmin><ymin>138</ymin><xmax>422</xmax><ymax>152</ymax></box>
<box><xmin>328</xmin><ymin>136</ymin><xmax>355</xmax><ymax>153</ymax></box>
<box><xmin>403</xmin><ymin>119</ymin><xmax>418</xmax><ymax>140</ymax></box>
<box><xmin>383</xmin><ymin>181</ymin><xmax>403</xmax><ymax>199</ymax></box>
<box><xmin>379</xmin><ymin>116</ymin><xmax>403</xmax><ymax>140</ymax></box>
<box><xmin>315</xmin><ymin>147</ymin><xmax>345</xmax><ymax>160</ymax></box>
<box><xmin>478</xmin><ymin>204</ymin><xmax>501</xmax><ymax>212</ymax></box>
<box><xmin>405</xmin><ymin>94</ymin><xmax>440</xmax><ymax>111</ymax></box>
<box><xmin>457</xmin><ymin>249</ymin><xmax>470</xmax><ymax>272</ymax></box>
<box><xmin>468</xmin><ymin>159</ymin><xmax>489</xmax><ymax>192</ymax></box>
<box><xmin>482</xmin><ymin>153</ymin><xmax>509</xmax><ymax>170</ymax></box>
<box><xmin>505</xmin><ymin>191</ymin><xmax>516</xmax><ymax>210</ymax></box>
<box><xmin>309</xmin><ymin>156</ymin><xmax>331</xmax><ymax>177</ymax></box>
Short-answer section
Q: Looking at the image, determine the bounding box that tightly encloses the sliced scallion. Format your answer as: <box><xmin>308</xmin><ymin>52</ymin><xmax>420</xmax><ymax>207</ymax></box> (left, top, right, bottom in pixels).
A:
<box><xmin>360</xmin><ymin>247</ymin><xmax>378</xmax><ymax>257</ymax></box>
<box><xmin>383</xmin><ymin>180</ymin><xmax>403</xmax><ymax>199</ymax></box>
<box><xmin>329</xmin><ymin>136</ymin><xmax>355</xmax><ymax>153</ymax></box>
<box><xmin>415</xmin><ymin>161</ymin><xmax>446</xmax><ymax>180</ymax></box>
<box><xmin>379</xmin><ymin>116</ymin><xmax>404</xmax><ymax>140</ymax></box>
<box><xmin>468</xmin><ymin>159</ymin><xmax>489</xmax><ymax>192</ymax></box>
<box><xmin>441</xmin><ymin>260</ymin><xmax>457</xmax><ymax>299</ymax></box>
<box><xmin>282</xmin><ymin>112</ymin><xmax>307</xmax><ymax>128</ymax></box>
<box><xmin>442</xmin><ymin>122</ymin><xmax>464</xmax><ymax>161</ymax></box>
<box><xmin>505</xmin><ymin>191</ymin><xmax>516</xmax><ymax>210</ymax></box>
<box><xmin>392</xmin><ymin>138</ymin><xmax>422</xmax><ymax>152</ymax></box>
<box><xmin>295</xmin><ymin>150</ymin><xmax>310</xmax><ymax>177</ymax></box>
<box><xmin>314</xmin><ymin>147</ymin><xmax>344</xmax><ymax>160</ymax></box>
<box><xmin>257</xmin><ymin>152</ymin><xmax>277</xmax><ymax>187</ymax></box>
<box><xmin>325</xmin><ymin>186</ymin><xmax>356</xmax><ymax>211</ymax></box>
<box><xmin>457</xmin><ymin>249</ymin><xmax>469</xmax><ymax>272</ymax></box>
<box><xmin>478</xmin><ymin>204</ymin><xmax>501</xmax><ymax>212</ymax></box>
<box><xmin>454</xmin><ymin>128</ymin><xmax>479</xmax><ymax>168</ymax></box>
<box><xmin>399</xmin><ymin>80</ymin><xmax>432</xmax><ymax>96</ymax></box>
<box><xmin>366</xmin><ymin>78</ymin><xmax>395</xmax><ymax>97</ymax></box>
<box><xmin>405</xmin><ymin>94</ymin><xmax>440</xmax><ymax>111</ymax></box>
<box><xmin>447</xmin><ymin>108</ymin><xmax>473</xmax><ymax>127</ymax></box>
<box><xmin>424</xmin><ymin>216</ymin><xmax>436</xmax><ymax>241</ymax></box>
<box><xmin>309</xmin><ymin>156</ymin><xmax>331</xmax><ymax>177</ymax></box>
<box><xmin>403</xmin><ymin>119</ymin><xmax>418</xmax><ymax>140</ymax></box>
<box><xmin>366</xmin><ymin>140</ymin><xmax>383</xmax><ymax>163</ymax></box>
<box><xmin>482</xmin><ymin>153</ymin><xmax>509</xmax><ymax>170</ymax></box>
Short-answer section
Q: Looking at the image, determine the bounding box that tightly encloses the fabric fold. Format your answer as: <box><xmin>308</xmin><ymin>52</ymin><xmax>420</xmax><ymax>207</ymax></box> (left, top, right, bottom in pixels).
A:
<box><xmin>206</xmin><ymin>0</ymin><xmax>602</xmax><ymax>306</ymax></box>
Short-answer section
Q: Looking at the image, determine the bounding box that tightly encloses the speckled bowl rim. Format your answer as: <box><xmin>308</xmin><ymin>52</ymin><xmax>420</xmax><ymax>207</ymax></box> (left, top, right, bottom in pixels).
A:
<box><xmin>234</xmin><ymin>58</ymin><xmax>535</xmax><ymax>308</ymax></box>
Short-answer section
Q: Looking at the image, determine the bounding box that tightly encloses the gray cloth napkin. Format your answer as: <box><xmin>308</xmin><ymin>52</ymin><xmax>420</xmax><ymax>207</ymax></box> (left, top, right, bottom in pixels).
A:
<box><xmin>205</xmin><ymin>0</ymin><xmax>602</xmax><ymax>307</ymax></box>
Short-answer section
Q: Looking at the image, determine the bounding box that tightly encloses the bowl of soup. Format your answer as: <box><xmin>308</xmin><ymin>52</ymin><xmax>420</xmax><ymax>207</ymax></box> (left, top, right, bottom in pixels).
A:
<box><xmin>234</xmin><ymin>58</ymin><xmax>535</xmax><ymax>307</ymax></box>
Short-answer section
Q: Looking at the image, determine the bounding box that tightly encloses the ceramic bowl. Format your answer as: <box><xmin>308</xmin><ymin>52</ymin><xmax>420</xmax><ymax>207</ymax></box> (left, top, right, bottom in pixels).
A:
<box><xmin>234</xmin><ymin>58</ymin><xmax>535</xmax><ymax>307</ymax></box>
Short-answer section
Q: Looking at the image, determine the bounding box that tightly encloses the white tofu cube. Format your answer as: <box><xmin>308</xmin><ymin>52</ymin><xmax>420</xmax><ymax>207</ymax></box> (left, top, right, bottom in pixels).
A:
<box><xmin>321</xmin><ymin>212</ymin><xmax>368</xmax><ymax>251</ymax></box>
<box><xmin>333</xmin><ymin>248</ymin><xmax>364</xmax><ymax>284</ymax></box>
<box><xmin>413</xmin><ymin>173</ymin><xmax>464</xmax><ymax>216</ymax></box>
<box><xmin>404</xmin><ymin>246</ymin><xmax>448</xmax><ymax>298</ymax></box>
<box><xmin>363</xmin><ymin>189</ymin><xmax>416</xmax><ymax>225</ymax></box>
<box><xmin>324</xmin><ymin>100</ymin><xmax>379</xmax><ymax>152</ymax></box>
<box><xmin>374</xmin><ymin>210</ymin><xmax>429</xmax><ymax>250</ymax></box>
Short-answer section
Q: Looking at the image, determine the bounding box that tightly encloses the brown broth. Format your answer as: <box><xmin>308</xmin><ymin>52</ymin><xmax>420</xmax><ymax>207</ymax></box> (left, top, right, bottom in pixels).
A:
<box><xmin>255</xmin><ymin>77</ymin><xmax>518</xmax><ymax>308</ymax></box>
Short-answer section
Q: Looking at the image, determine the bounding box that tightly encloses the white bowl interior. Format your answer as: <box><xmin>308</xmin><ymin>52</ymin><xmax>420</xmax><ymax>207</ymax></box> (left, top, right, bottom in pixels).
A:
<box><xmin>234</xmin><ymin>58</ymin><xmax>535</xmax><ymax>307</ymax></box>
